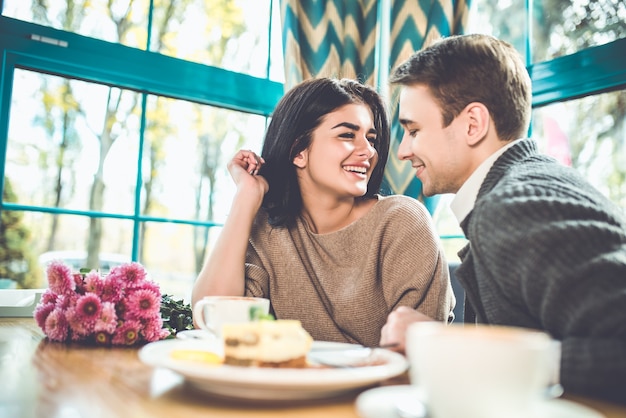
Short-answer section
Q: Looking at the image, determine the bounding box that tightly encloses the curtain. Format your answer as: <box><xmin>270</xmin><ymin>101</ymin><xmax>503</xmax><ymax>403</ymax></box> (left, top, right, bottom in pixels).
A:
<box><xmin>280</xmin><ymin>0</ymin><xmax>471</xmax><ymax>213</ymax></box>
<box><xmin>385</xmin><ymin>0</ymin><xmax>471</xmax><ymax>213</ymax></box>
<box><xmin>280</xmin><ymin>0</ymin><xmax>379</xmax><ymax>88</ymax></box>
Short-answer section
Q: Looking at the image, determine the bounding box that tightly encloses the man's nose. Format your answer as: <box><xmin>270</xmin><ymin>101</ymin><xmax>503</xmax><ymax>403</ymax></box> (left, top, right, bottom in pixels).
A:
<box><xmin>397</xmin><ymin>134</ymin><xmax>412</xmax><ymax>160</ymax></box>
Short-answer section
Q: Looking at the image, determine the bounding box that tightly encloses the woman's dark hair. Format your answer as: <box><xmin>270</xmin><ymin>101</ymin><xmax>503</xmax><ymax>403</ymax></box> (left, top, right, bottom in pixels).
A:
<box><xmin>259</xmin><ymin>78</ymin><xmax>390</xmax><ymax>227</ymax></box>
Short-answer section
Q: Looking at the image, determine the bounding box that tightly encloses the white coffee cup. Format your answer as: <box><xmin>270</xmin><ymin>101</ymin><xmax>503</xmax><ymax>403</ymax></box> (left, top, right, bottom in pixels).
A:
<box><xmin>193</xmin><ymin>296</ymin><xmax>270</xmax><ymax>338</ymax></box>
<box><xmin>406</xmin><ymin>323</ymin><xmax>560</xmax><ymax>418</ymax></box>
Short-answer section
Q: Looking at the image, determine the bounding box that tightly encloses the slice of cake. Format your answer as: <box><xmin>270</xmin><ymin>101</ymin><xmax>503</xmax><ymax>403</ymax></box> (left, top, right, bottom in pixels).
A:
<box><xmin>222</xmin><ymin>320</ymin><xmax>313</xmax><ymax>368</ymax></box>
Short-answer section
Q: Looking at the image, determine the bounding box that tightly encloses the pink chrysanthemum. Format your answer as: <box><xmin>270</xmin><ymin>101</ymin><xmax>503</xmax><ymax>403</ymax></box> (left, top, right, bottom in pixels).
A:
<box><xmin>44</xmin><ymin>308</ymin><xmax>69</xmax><ymax>342</ymax></box>
<box><xmin>135</xmin><ymin>279</ymin><xmax>160</xmax><ymax>294</ymax></box>
<box><xmin>141</xmin><ymin>313</ymin><xmax>169</xmax><ymax>342</ymax></box>
<box><xmin>65</xmin><ymin>306</ymin><xmax>93</xmax><ymax>337</ymax></box>
<box><xmin>94</xmin><ymin>301</ymin><xmax>118</xmax><ymax>334</ymax></box>
<box><xmin>75</xmin><ymin>293</ymin><xmax>102</xmax><ymax>324</ymax></box>
<box><xmin>34</xmin><ymin>302</ymin><xmax>55</xmax><ymax>331</ymax></box>
<box><xmin>40</xmin><ymin>290</ymin><xmax>58</xmax><ymax>305</ymax></box>
<box><xmin>157</xmin><ymin>328</ymin><xmax>171</xmax><ymax>340</ymax></box>
<box><xmin>115</xmin><ymin>299</ymin><xmax>128</xmax><ymax>320</ymax></box>
<box><xmin>112</xmin><ymin>319</ymin><xmax>142</xmax><ymax>346</ymax></box>
<box><xmin>126</xmin><ymin>288</ymin><xmax>160</xmax><ymax>320</ymax></box>
<box><xmin>94</xmin><ymin>331</ymin><xmax>112</xmax><ymax>346</ymax></box>
<box><xmin>100</xmin><ymin>275</ymin><xmax>125</xmax><ymax>303</ymax></box>
<box><xmin>70</xmin><ymin>330</ymin><xmax>86</xmax><ymax>342</ymax></box>
<box><xmin>83</xmin><ymin>271</ymin><xmax>104</xmax><ymax>294</ymax></box>
<box><xmin>57</xmin><ymin>293</ymin><xmax>77</xmax><ymax>310</ymax></box>
<box><xmin>73</xmin><ymin>273</ymin><xmax>86</xmax><ymax>292</ymax></box>
<box><xmin>46</xmin><ymin>260</ymin><xmax>75</xmax><ymax>295</ymax></box>
<box><xmin>109</xmin><ymin>262</ymin><xmax>147</xmax><ymax>288</ymax></box>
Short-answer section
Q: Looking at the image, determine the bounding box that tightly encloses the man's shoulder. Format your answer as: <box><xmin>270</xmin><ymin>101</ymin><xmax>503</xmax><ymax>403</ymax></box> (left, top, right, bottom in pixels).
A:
<box><xmin>477</xmin><ymin>159</ymin><xmax>624</xmax><ymax>228</ymax></box>
<box><xmin>502</xmin><ymin>160</ymin><xmax>599</xmax><ymax>200</ymax></box>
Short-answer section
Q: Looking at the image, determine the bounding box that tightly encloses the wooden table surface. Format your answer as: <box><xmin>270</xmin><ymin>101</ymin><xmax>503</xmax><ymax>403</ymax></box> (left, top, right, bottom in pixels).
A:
<box><xmin>1</xmin><ymin>317</ymin><xmax>625</xmax><ymax>418</ymax></box>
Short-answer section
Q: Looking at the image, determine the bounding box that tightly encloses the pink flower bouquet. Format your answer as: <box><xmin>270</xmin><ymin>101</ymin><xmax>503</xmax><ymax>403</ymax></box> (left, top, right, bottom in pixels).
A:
<box><xmin>34</xmin><ymin>260</ymin><xmax>170</xmax><ymax>345</ymax></box>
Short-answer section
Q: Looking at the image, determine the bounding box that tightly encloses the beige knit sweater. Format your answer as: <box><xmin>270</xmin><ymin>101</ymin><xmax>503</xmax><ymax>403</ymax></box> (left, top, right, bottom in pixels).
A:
<box><xmin>244</xmin><ymin>194</ymin><xmax>454</xmax><ymax>347</ymax></box>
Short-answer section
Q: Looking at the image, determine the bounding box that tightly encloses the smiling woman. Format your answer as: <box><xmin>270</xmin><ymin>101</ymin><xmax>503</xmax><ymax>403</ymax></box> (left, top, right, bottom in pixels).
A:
<box><xmin>192</xmin><ymin>77</ymin><xmax>455</xmax><ymax>348</ymax></box>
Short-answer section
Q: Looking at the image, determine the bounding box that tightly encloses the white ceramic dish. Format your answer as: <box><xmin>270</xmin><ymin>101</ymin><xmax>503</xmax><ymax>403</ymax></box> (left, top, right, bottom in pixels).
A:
<box><xmin>139</xmin><ymin>339</ymin><xmax>408</xmax><ymax>401</ymax></box>
<box><xmin>355</xmin><ymin>385</ymin><xmax>606</xmax><ymax>418</ymax></box>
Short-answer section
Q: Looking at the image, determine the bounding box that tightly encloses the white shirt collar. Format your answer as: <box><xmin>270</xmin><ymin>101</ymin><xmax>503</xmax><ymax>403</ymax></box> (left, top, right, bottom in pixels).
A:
<box><xmin>450</xmin><ymin>139</ymin><xmax>522</xmax><ymax>223</ymax></box>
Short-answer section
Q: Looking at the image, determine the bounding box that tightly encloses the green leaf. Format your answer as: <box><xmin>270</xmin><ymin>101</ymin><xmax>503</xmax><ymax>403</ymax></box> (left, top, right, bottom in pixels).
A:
<box><xmin>160</xmin><ymin>294</ymin><xmax>194</xmax><ymax>338</ymax></box>
<box><xmin>249</xmin><ymin>305</ymin><xmax>275</xmax><ymax>321</ymax></box>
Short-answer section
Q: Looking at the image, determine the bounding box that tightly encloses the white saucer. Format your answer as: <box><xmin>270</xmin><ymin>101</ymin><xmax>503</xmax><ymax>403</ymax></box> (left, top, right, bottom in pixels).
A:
<box><xmin>532</xmin><ymin>399</ymin><xmax>605</xmax><ymax>418</ymax></box>
<box><xmin>356</xmin><ymin>385</ymin><xmax>424</xmax><ymax>418</ymax></box>
<box><xmin>355</xmin><ymin>385</ymin><xmax>606</xmax><ymax>418</ymax></box>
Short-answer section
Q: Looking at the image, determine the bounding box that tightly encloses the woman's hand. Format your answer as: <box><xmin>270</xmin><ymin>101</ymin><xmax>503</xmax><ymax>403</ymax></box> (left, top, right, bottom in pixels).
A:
<box><xmin>228</xmin><ymin>149</ymin><xmax>269</xmax><ymax>201</ymax></box>
<box><xmin>192</xmin><ymin>149</ymin><xmax>269</xmax><ymax>306</ymax></box>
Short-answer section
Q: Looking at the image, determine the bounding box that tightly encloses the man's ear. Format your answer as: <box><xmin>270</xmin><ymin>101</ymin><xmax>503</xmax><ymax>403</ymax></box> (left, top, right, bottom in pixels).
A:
<box><xmin>293</xmin><ymin>150</ymin><xmax>308</xmax><ymax>168</ymax></box>
<box><xmin>465</xmin><ymin>103</ymin><xmax>490</xmax><ymax>146</ymax></box>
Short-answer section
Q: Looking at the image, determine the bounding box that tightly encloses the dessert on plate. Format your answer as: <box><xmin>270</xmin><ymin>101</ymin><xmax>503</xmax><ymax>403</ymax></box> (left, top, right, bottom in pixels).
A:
<box><xmin>222</xmin><ymin>319</ymin><xmax>313</xmax><ymax>368</ymax></box>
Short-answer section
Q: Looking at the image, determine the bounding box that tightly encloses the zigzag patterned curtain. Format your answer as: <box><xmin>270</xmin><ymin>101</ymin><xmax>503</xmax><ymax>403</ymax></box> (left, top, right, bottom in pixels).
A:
<box><xmin>385</xmin><ymin>0</ymin><xmax>471</xmax><ymax>213</ymax></box>
<box><xmin>280</xmin><ymin>0</ymin><xmax>471</xmax><ymax>213</ymax></box>
<box><xmin>281</xmin><ymin>0</ymin><xmax>379</xmax><ymax>87</ymax></box>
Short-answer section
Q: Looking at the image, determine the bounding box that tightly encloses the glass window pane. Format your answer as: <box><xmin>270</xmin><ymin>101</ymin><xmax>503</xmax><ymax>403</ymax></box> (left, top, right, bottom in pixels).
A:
<box><xmin>532</xmin><ymin>90</ymin><xmax>626</xmax><ymax>211</ymax></box>
<box><xmin>2</xmin><ymin>0</ymin><xmax>150</xmax><ymax>49</ymax></box>
<box><xmin>6</xmin><ymin>69</ymin><xmax>140</xmax><ymax>215</ymax></box>
<box><xmin>467</xmin><ymin>0</ymin><xmax>527</xmax><ymax>59</ymax></box>
<box><xmin>0</xmin><ymin>210</ymin><xmax>133</xmax><ymax>289</ymax></box>
<box><xmin>142</xmin><ymin>95</ymin><xmax>266</xmax><ymax>222</ymax></box>
<box><xmin>0</xmin><ymin>206</ymin><xmax>45</xmax><ymax>289</ymax></box>
<box><xmin>533</xmin><ymin>0</ymin><xmax>626</xmax><ymax>62</ymax></box>
<box><xmin>431</xmin><ymin>194</ymin><xmax>467</xmax><ymax>263</ymax></box>
<box><xmin>269</xmin><ymin>0</ymin><xmax>285</xmax><ymax>83</ymax></box>
<box><xmin>138</xmin><ymin>222</ymin><xmax>221</xmax><ymax>301</ymax></box>
<box><xmin>150</xmin><ymin>0</ymin><xmax>274</xmax><ymax>78</ymax></box>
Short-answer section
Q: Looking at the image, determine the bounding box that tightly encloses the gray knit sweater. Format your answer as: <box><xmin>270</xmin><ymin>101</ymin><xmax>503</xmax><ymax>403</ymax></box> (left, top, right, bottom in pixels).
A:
<box><xmin>244</xmin><ymin>194</ymin><xmax>454</xmax><ymax>347</ymax></box>
<box><xmin>456</xmin><ymin>138</ymin><xmax>626</xmax><ymax>403</ymax></box>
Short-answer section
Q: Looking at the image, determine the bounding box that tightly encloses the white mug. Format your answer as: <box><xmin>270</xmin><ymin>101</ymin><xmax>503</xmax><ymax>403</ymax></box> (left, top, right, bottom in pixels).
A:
<box><xmin>193</xmin><ymin>296</ymin><xmax>270</xmax><ymax>338</ymax></box>
<box><xmin>406</xmin><ymin>323</ymin><xmax>560</xmax><ymax>418</ymax></box>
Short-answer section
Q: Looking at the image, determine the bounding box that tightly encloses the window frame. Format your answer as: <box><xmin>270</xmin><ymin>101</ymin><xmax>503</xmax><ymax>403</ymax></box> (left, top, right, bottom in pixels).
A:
<box><xmin>529</xmin><ymin>37</ymin><xmax>626</xmax><ymax>107</ymax></box>
<box><xmin>0</xmin><ymin>14</ymin><xmax>283</xmax><ymax>257</ymax></box>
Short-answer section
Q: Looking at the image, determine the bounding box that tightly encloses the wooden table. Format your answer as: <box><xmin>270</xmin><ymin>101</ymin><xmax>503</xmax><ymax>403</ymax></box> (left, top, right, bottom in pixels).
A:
<box><xmin>1</xmin><ymin>317</ymin><xmax>625</xmax><ymax>418</ymax></box>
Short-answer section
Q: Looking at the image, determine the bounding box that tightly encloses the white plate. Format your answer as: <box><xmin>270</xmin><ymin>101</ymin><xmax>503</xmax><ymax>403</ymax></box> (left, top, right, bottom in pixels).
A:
<box><xmin>139</xmin><ymin>339</ymin><xmax>408</xmax><ymax>401</ymax></box>
<box><xmin>355</xmin><ymin>385</ymin><xmax>606</xmax><ymax>418</ymax></box>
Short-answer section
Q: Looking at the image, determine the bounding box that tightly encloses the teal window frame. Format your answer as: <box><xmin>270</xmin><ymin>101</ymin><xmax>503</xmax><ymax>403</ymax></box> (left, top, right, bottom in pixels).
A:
<box><xmin>0</xmin><ymin>14</ymin><xmax>283</xmax><ymax>261</ymax></box>
<box><xmin>529</xmin><ymin>37</ymin><xmax>626</xmax><ymax>107</ymax></box>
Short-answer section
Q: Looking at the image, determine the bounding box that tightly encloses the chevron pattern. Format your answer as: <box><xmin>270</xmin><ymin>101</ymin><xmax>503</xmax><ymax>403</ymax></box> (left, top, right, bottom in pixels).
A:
<box><xmin>280</xmin><ymin>0</ymin><xmax>471</xmax><ymax>212</ymax></box>
<box><xmin>384</xmin><ymin>0</ymin><xmax>471</xmax><ymax>211</ymax></box>
<box><xmin>281</xmin><ymin>0</ymin><xmax>379</xmax><ymax>88</ymax></box>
